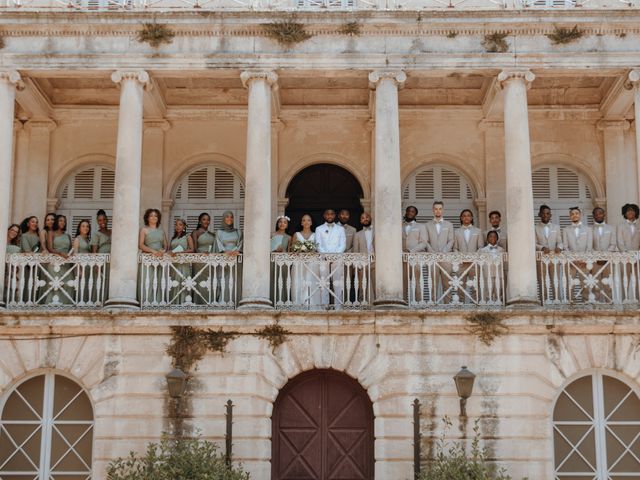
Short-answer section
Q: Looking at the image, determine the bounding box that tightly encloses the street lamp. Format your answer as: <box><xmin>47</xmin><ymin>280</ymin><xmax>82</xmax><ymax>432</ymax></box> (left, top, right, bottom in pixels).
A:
<box><xmin>453</xmin><ymin>366</ymin><xmax>475</xmax><ymax>417</ymax></box>
<box><xmin>166</xmin><ymin>368</ymin><xmax>187</xmax><ymax>398</ymax></box>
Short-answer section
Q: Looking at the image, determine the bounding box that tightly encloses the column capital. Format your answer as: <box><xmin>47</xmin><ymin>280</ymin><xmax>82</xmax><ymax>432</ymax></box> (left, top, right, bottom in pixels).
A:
<box><xmin>144</xmin><ymin>119</ymin><xmax>171</xmax><ymax>132</ymax></box>
<box><xmin>240</xmin><ymin>70</ymin><xmax>278</xmax><ymax>89</ymax></box>
<box><xmin>111</xmin><ymin>70</ymin><xmax>150</xmax><ymax>89</ymax></box>
<box><xmin>46</xmin><ymin>197</ymin><xmax>60</xmax><ymax>212</ymax></box>
<box><xmin>13</xmin><ymin>119</ymin><xmax>23</xmax><ymax>132</ymax></box>
<box><xmin>0</xmin><ymin>70</ymin><xmax>24</xmax><ymax>89</ymax></box>
<box><xmin>368</xmin><ymin>70</ymin><xmax>406</xmax><ymax>89</ymax></box>
<box><xmin>597</xmin><ymin>119</ymin><xmax>630</xmax><ymax>131</ymax></box>
<box><xmin>24</xmin><ymin>118</ymin><xmax>57</xmax><ymax>133</ymax></box>
<box><xmin>497</xmin><ymin>69</ymin><xmax>535</xmax><ymax>90</ymax></box>
<box><xmin>626</xmin><ymin>69</ymin><xmax>640</xmax><ymax>90</ymax></box>
<box><xmin>161</xmin><ymin>198</ymin><xmax>174</xmax><ymax>210</ymax></box>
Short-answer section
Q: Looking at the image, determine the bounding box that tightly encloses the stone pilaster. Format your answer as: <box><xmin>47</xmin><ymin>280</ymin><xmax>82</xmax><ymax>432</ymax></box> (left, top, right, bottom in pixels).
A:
<box><xmin>597</xmin><ymin>119</ymin><xmax>631</xmax><ymax>225</ymax></box>
<box><xmin>106</xmin><ymin>70</ymin><xmax>150</xmax><ymax>310</ymax></box>
<box><xmin>369</xmin><ymin>70</ymin><xmax>407</xmax><ymax>308</ymax></box>
<box><xmin>238</xmin><ymin>70</ymin><xmax>278</xmax><ymax>309</ymax></box>
<box><xmin>498</xmin><ymin>69</ymin><xmax>538</xmax><ymax>305</ymax></box>
<box><xmin>628</xmin><ymin>69</ymin><xmax>640</xmax><ymax>205</ymax></box>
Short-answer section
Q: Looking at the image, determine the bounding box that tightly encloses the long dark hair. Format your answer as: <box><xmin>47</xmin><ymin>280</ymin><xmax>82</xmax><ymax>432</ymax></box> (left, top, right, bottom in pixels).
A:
<box><xmin>76</xmin><ymin>219</ymin><xmax>91</xmax><ymax>239</ymax></box>
<box><xmin>298</xmin><ymin>213</ymin><xmax>315</xmax><ymax>232</ymax></box>
<box><xmin>195</xmin><ymin>212</ymin><xmax>210</xmax><ymax>232</ymax></box>
<box><xmin>43</xmin><ymin>212</ymin><xmax>56</xmax><ymax>232</ymax></box>
<box><xmin>173</xmin><ymin>218</ymin><xmax>188</xmax><ymax>240</ymax></box>
<box><xmin>20</xmin><ymin>216</ymin><xmax>39</xmax><ymax>235</ymax></box>
<box><xmin>459</xmin><ymin>209</ymin><xmax>474</xmax><ymax>225</ymax></box>
<box><xmin>143</xmin><ymin>208</ymin><xmax>162</xmax><ymax>227</ymax></box>
<box><xmin>54</xmin><ymin>214</ymin><xmax>67</xmax><ymax>233</ymax></box>
<box><xmin>7</xmin><ymin>224</ymin><xmax>20</xmax><ymax>246</ymax></box>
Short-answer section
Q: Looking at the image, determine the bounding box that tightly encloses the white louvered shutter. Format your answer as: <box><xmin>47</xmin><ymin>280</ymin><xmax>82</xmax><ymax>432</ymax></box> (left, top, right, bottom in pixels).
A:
<box><xmin>57</xmin><ymin>166</ymin><xmax>115</xmax><ymax>235</ymax></box>
<box><xmin>532</xmin><ymin>166</ymin><xmax>594</xmax><ymax>227</ymax></box>
<box><xmin>172</xmin><ymin>166</ymin><xmax>245</xmax><ymax>234</ymax></box>
<box><xmin>403</xmin><ymin>166</ymin><xmax>476</xmax><ymax>227</ymax></box>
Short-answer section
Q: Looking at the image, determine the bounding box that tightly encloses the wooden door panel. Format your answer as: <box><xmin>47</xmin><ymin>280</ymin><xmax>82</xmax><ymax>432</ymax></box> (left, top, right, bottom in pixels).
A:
<box><xmin>273</xmin><ymin>370</ymin><xmax>374</xmax><ymax>480</ymax></box>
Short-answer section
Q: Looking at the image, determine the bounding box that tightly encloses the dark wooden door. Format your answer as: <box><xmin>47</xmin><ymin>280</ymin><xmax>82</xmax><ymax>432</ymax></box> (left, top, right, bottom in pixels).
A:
<box><xmin>285</xmin><ymin>164</ymin><xmax>364</xmax><ymax>232</ymax></box>
<box><xmin>272</xmin><ymin>369</ymin><xmax>374</xmax><ymax>480</ymax></box>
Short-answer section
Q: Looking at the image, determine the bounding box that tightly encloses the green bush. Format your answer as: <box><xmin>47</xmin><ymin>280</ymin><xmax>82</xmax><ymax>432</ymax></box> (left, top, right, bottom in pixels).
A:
<box><xmin>420</xmin><ymin>417</ymin><xmax>513</xmax><ymax>480</ymax></box>
<box><xmin>107</xmin><ymin>435</ymin><xmax>250</xmax><ymax>480</ymax></box>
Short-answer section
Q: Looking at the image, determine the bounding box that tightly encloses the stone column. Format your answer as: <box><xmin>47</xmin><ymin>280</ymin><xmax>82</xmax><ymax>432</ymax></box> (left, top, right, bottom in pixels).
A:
<box><xmin>0</xmin><ymin>70</ymin><xmax>22</xmax><ymax>307</ymax></box>
<box><xmin>142</xmin><ymin>119</ymin><xmax>170</xmax><ymax>234</ymax></box>
<box><xmin>369</xmin><ymin>70</ymin><xmax>407</xmax><ymax>308</ymax></box>
<box><xmin>480</xmin><ymin>120</ymin><xmax>507</xmax><ymax>221</ymax></box>
<box><xmin>598</xmin><ymin>119</ymin><xmax>632</xmax><ymax>225</ymax></box>
<box><xmin>628</xmin><ymin>70</ymin><xmax>640</xmax><ymax>205</ymax></box>
<box><xmin>498</xmin><ymin>69</ymin><xmax>538</xmax><ymax>305</ymax></box>
<box><xmin>105</xmin><ymin>70</ymin><xmax>149</xmax><ymax>310</ymax></box>
<box><xmin>238</xmin><ymin>70</ymin><xmax>278</xmax><ymax>309</ymax></box>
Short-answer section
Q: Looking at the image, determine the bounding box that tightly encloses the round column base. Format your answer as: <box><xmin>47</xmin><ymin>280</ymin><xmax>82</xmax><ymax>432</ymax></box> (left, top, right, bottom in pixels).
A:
<box><xmin>105</xmin><ymin>297</ymin><xmax>140</xmax><ymax>312</ymax></box>
<box><xmin>238</xmin><ymin>297</ymin><xmax>273</xmax><ymax>310</ymax></box>
<box><xmin>373</xmin><ymin>297</ymin><xmax>407</xmax><ymax>310</ymax></box>
<box><xmin>506</xmin><ymin>296</ymin><xmax>541</xmax><ymax>309</ymax></box>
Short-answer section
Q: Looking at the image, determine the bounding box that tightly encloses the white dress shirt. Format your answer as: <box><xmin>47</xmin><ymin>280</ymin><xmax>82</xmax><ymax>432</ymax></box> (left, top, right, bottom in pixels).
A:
<box><xmin>315</xmin><ymin>222</ymin><xmax>346</xmax><ymax>254</ymax></box>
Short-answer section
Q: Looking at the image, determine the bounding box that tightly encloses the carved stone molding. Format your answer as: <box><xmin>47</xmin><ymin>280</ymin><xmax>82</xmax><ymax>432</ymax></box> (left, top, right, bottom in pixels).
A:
<box><xmin>24</xmin><ymin>118</ymin><xmax>57</xmax><ymax>133</ymax></box>
<box><xmin>111</xmin><ymin>70</ymin><xmax>151</xmax><ymax>89</ymax></box>
<box><xmin>0</xmin><ymin>70</ymin><xmax>24</xmax><ymax>91</ymax></box>
<box><xmin>240</xmin><ymin>70</ymin><xmax>278</xmax><ymax>89</ymax></box>
<box><xmin>368</xmin><ymin>70</ymin><xmax>406</xmax><ymax>90</ymax></box>
<box><xmin>143</xmin><ymin>119</ymin><xmax>171</xmax><ymax>132</ymax></box>
<box><xmin>497</xmin><ymin>69</ymin><xmax>535</xmax><ymax>90</ymax></box>
<box><xmin>596</xmin><ymin>119</ymin><xmax>630</xmax><ymax>131</ymax></box>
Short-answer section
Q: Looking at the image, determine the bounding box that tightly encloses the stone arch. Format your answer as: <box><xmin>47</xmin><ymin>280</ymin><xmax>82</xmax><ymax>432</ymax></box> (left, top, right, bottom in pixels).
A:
<box><xmin>49</xmin><ymin>153</ymin><xmax>115</xmax><ymax>200</ymax></box>
<box><xmin>532</xmin><ymin>153</ymin><xmax>605</xmax><ymax>201</ymax></box>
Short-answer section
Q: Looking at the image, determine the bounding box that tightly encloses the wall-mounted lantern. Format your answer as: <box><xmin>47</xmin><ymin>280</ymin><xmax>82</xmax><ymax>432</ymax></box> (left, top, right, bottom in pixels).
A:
<box><xmin>453</xmin><ymin>366</ymin><xmax>475</xmax><ymax>417</ymax></box>
<box><xmin>166</xmin><ymin>368</ymin><xmax>187</xmax><ymax>398</ymax></box>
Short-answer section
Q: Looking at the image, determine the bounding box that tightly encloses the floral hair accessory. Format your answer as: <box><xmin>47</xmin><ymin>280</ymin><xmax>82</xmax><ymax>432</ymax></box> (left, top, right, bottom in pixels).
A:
<box><xmin>276</xmin><ymin>215</ymin><xmax>291</xmax><ymax>222</ymax></box>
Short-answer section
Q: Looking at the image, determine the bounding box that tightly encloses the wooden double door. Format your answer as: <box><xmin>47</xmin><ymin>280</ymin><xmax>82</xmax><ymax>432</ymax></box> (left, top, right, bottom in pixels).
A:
<box><xmin>272</xmin><ymin>369</ymin><xmax>374</xmax><ymax>480</ymax></box>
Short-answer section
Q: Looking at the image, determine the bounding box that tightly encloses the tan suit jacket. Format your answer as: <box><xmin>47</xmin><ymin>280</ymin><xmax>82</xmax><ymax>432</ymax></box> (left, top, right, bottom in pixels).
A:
<box><xmin>535</xmin><ymin>222</ymin><xmax>563</xmax><ymax>251</ymax></box>
<box><xmin>617</xmin><ymin>221</ymin><xmax>640</xmax><ymax>252</ymax></box>
<box><xmin>426</xmin><ymin>219</ymin><xmax>454</xmax><ymax>253</ymax></box>
<box><xmin>485</xmin><ymin>227</ymin><xmax>508</xmax><ymax>251</ymax></box>
<box><xmin>341</xmin><ymin>223</ymin><xmax>357</xmax><ymax>253</ymax></box>
<box><xmin>403</xmin><ymin>221</ymin><xmax>428</xmax><ymax>252</ymax></box>
<box><xmin>454</xmin><ymin>226</ymin><xmax>484</xmax><ymax>253</ymax></box>
<box><xmin>592</xmin><ymin>223</ymin><xmax>617</xmax><ymax>252</ymax></box>
<box><xmin>353</xmin><ymin>228</ymin><xmax>374</xmax><ymax>254</ymax></box>
<box><xmin>562</xmin><ymin>224</ymin><xmax>593</xmax><ymax>253</ymax></box>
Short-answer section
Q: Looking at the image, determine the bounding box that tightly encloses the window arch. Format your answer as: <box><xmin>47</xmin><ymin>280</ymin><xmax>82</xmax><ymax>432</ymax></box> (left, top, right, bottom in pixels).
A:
<box><xmin>58</xmin><ymin>165</ymin><xmax>115</xmax><ymax>234</ymax></box>
<box><xmin>553</xmin><ymin>372</ymin><xmax>640</xmax><ymax>479</ymax></box>
<box><xmin>533</xmin><ymin>166</ymin><xmax>595</xmax><ymax>227</ymax></box>
<box><xmin>402</xmin><ymin>165</ymin><xmax>475</xmax><ymax>227</ymax></box>
<box><xmin>0</xmin><ymin>372</ymin><xmax>94</xmax><ymax>479</ymax></box>
<box><xmin>171</xmin><ymin>165</ymin><xmax>245</xmax><ymax>232</ymax></box>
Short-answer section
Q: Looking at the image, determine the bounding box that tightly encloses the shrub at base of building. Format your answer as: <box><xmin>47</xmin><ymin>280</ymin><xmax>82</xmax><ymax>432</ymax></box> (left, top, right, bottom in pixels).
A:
<box><xmin>107</xmin><ymin>435</ymin><xmax>250</xmax><ymax>480</ymax></box>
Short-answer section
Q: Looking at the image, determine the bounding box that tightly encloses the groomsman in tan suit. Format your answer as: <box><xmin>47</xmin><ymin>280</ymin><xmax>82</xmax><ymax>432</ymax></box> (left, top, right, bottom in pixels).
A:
<box><xmin>353</xmin><ymin>212</ymin><xmax>374</xmax><ymax>301</ymax></box>
<box><xmin>454</xmin><ymin>209</ymin><xmax>484</xmax><ymax>253</ymax></box>
<box><xmin>562</xmin><ymin>207</ymin><xmax>592</xmax><ymax>253</ymax></box>
<box><xmin>617</xmin><ymin>203</ymin><xmax>640</xmax><ymax>252</ymax></box>
<box><xmin>535</xmin><ymin>205</ymin><xmax>563</xmax><ymax>253</ymax></box>
<box><xmin>592</xmin><ymin>207</ymin><xmax>617</xmax><ymax>252</ymax></box>
<box><xmin>402</xmin><ymin>206</ymin><xmax>428</xmax><ymax>303</ymax></box>
<box><xmin>338</xmin><ymin>209</ymin><xmax>357</xmax><ymax>253</ymax></box>
<box><xmin>426</xmin><ymin>201</ymin><xmax>455</xmax><ymax>303</ymax></box>
<box><xmin>486</xmin><ymin>210</ymin><xmax>508</xmax><ymax>251</ymax></box>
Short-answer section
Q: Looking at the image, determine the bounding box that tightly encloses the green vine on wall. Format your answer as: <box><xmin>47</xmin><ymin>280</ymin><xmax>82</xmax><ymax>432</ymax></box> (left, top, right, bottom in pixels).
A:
<box><xmin>138</xmin><ymin>22</ymin><xmax>175</xmax><ymax>48</ymax></box>
<box><xmin>255</xmin><ymin>323</ymin><xmax>292</xmax><ymax>353</ymax></box>
<box><xmin>339</xmin><ymin>21</ymin><xmax>362</xmax><ymax>37</ymax></box>
<box><xmin>264</xmin><ymin>17</ymin><xmax>312</xmax><ymax>46</ymax></box>
<box><xmin>465</xmin><ymin>312</ymin><xmax>508</xmax><ymax>346</ymax></box>
<box><xmin>0</xmin><ymin>35</ymin><xmax>5</xmax><ymax>50</ymax></box>
<box><xmin>482</xmin><ymin>32</ymin><xmax>509</xmax><ymax>53</ymax></box>
<box><xmin>547</xmin><ymin>25</ymin><xmax>584</xmax><ymax>45</ymax></box>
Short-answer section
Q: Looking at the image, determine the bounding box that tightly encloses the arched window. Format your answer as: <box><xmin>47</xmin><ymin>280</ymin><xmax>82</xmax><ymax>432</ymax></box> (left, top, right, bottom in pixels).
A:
<box><xmin>402</xmin><ymin>165</ymin><xmax>475</xmax><ymax>227</ymax></box>
<box><xmin>553</xmin><ymin>372</ymin><xmax>640</xmax><ymax>478</ymax></box>
<box><xmin>58</xmin><ymin>165</ymin><xmax>115</xmax><ymax>233</ymax></box>
<box><xmin>172</xmin><ymin>165</ymin><xmax>245</xmax><ymax>232</ymax></box>
<box><xmin>0</xmin><ymin>373</ymin><xmax>94</xmax><ymax>479</ymax></box>
<box><xmin>532</xmin><ymin>166</ymin><xmax>595</xmax><ymax>227</ymax></box>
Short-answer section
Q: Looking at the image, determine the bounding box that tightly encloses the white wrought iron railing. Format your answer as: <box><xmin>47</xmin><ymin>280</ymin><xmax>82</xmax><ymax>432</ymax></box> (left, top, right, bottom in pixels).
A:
<box><xmin>271</xmin><ymin>253</ymin><xmax>371</xmax><ymax>310</ymax></box>
<box><xmin>1</xmin><ymin>0</ymin><xmax>637</xmax><ymax>10</ymax></box>
<box><xmin>138</xmin><ymin>253</ymin><xmax>240</xmax><ymax>309</ymax></box>
<box><xmin>403</xmin><ymin>252</ymin><xmax>506</xmax><ymax>307</ymax></box>
<box><xmin>538</xmin><ymin>251</ymin><xmax>640</xmax><ymax>306</ymax></box>
<box><xmin>5</xmin><ymin>253</ymin><xmax>110</xmax><ymax>309</ymax></box>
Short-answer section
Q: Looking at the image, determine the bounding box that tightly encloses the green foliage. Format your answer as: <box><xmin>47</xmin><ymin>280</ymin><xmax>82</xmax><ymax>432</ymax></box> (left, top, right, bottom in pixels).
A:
<box><xmin>255</xmin><ymin>323</ymin><xmax>291</xmax><ymax>353</ymax></box>
<box><xmin>0</xmin><ymin>35</ymin><xmax>5</xmax><ymax>50</ymax></box>
<box><xmin>138</xmin><ymin>22</ymin><xmax>175</xmax><ymax>48</ymax></box>
<box><xmin>482</xmin><ymin>33</ymin><xmax>509</xmax><ymax>53</ymax></box>
<box><xmin>465</xmin><ymin>312</ymin><xmax>508</xmax><ymax>346</ymax></box>
<box><xmin>421</xmin><ymin>417</ymin><xmax>512</xmax><ymax>480</ymax></box>
<box><xmin>205</xmin><ymin>328</ymin><xmax>239</xmax><ymax>354</ymax></box>
<box><xmin>546</xmin><ymin>25</ymin><xmax>584</xmax><ymax>45</ymax></box>
<box><xmin>264</xmin><ymin>17</ymin><xmax>312</xmax><ymax>46</ymax></box>
<box><xmin>166</xmin><ymin>326</ymin><xmax>208</xmax><ymax>372</ymax></box>
<box><xmin>339</xmin><ymin>21</ymin><xmax>362</xmax><ymax>36</ymax></box>
<box><xmin>446</xmin><ymin>31</ymin><xmax>458</xmax><ymax>39</ymax></box>
<box><xmin>107</xmin><ymin>435</ymin><xmax>250</xmax><ymax>480</ymax></box>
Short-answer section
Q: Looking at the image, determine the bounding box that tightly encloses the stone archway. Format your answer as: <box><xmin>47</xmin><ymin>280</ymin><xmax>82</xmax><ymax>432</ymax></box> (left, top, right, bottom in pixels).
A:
<box><xmin>271</xmin><ymin>369</ymin><xmax>374</xmax><ymax>480</ymax></box>
<box><xmin>285</xmin><ymin>163</ymin><xmax>364</xmax><ymax>231</ymax></box>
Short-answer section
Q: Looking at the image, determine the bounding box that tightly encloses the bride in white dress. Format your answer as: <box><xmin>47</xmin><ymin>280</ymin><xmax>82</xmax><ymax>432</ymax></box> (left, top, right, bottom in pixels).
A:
<box><xmin>290</xmin><ymin>214</ymin><xmax>322</xmax><ymax>308</ymax></box>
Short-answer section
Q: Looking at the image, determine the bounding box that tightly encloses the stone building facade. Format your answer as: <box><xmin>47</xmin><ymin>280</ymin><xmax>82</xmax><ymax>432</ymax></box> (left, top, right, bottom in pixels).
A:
<box><xmin>1</xmin><ymin>2</ymin><xmax>640</xmax><ymax>479</ymax></box>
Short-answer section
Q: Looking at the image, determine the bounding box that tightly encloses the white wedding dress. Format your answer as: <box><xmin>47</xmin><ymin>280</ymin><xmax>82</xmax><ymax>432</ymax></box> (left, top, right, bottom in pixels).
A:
<box><xmin>291</xmin><ymin>232</ymin><xmax>322</xmax><ymax>308</ymax></box>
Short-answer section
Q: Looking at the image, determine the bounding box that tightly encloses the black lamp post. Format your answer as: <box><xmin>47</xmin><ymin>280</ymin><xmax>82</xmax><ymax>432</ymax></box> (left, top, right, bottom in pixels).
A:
<box><xmin>166</xmin><ymin>368</ymin><xmax>187</xmax><ymax>398</ymax></box>
<box><xmin>453</xmin><ymin>366</ymin><xmax>475</xmax><ymax>417</ymax></box>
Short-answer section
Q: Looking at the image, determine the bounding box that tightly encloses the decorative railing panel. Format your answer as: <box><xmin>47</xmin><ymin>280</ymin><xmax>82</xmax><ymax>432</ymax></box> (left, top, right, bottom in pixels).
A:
<box><xmin>403</xmin><ymin>252</ymin><xmax>506</xmax><ymax>308</ymax></box>
<box><xmin>538</xmin><ymin>251</ymin><xmax>640</xmax><ymax>306</ymax></box>
<box><xmin>5</xmin><ymin>253</ymin><xmax>110</xmax><ymax>309</ymax></box>
<box><xmin>138</xmin><ymin>253</ymin><xmax>240</xmax><ymax>309</ymax></box>
<box><xmin>271</xmin><ymin>253</ymin><xmax>371</xmax><ymax>310</ymax></box>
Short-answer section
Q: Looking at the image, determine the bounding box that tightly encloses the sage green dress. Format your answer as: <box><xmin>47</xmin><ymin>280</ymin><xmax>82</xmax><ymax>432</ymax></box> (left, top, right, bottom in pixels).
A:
<box><xmin>170</xmin><ymin>235</ymin><xmax>192</xmax><ymax>304</ymax></box>
<box><xmin>18</xmin><ymin>232</ymin><xmax>40</xmax><ymax>303</ymax></box>
<box><xmin>139</xmin><ymin>228</ymin><xmax>166</xmax><ymax>305</ymax></box>
<box><xmin>75</xmin><ymin>236</ymin><xmax>92</xmax><ymax>303</ymax></box>
<box><xmin>47</xmin><ymin>233</ymin><xmax>73</xmax><ymax>305</ymax></box>
<box><xmin>90</xmin><ymin>230</ymin><xmax>111</xmax><ymax>303</ymax></box>
<box><xmin>216</xmin><ymin>228</ymin><xmax>242</xmax><ymax>304</ymax></box>
<box><xmin>20</xmin><ymin>232</ymin><xmax>40</xmax><ymax>253</ymax></box>
<box><xmin>4</xmin><ymin>244</ymin><xmax>21</xmax><ymax>304</ymax></box>
<box><xmin>271</xmin><ymin>233</ymin><xmax>291</xmax><ymax>304</ymax></box>
<box><xmin>190</xmin><ymin>230</ymin><xmax>215</xmax><ymax>304</ymax></box>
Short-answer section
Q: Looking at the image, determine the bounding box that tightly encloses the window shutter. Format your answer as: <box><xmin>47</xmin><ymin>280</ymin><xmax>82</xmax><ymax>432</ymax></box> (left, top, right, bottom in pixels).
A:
<box><xmin>100</xmin><ymin>168</ymin><xmax>115</xmax><ymax>199</ymax></box>
<box><xmin>73</xmin><ymin>169</ymin><xmax>95</xmax><ymax>199</ymax></box>
<box><xmin>214</xmin><ymin>168</ymin><xmax>235</xmax><ymax>199</ymax></box>
<box><xmin>187</xmin><ymin>168</ymin><xmax>208</xmax><ymax>200</ymax></box>
<box><xmin>532</xmin><ymin>167</ymin><xmax>551</xmax><ymax>199</ymax></box>
<box><xmin>557</xmin><ymin>167</ymin><xmax>580</xmax><ymax>199</ymax></box>
<box><xmin>441</xmin><ymin>169</ymin><xmax>461</xmax><ymax>199</ymax></box>
<box><xmin>414</xmin><ymin>170</ymin><xmax>435</xmax><ymax>200</ymax></box>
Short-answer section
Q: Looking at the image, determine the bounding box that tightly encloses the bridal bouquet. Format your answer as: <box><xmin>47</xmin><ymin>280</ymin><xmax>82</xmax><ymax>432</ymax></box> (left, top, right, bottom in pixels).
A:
<box><xmin>292</xmin><ymin>240</ymin><xmax>317</xmax><ymax>253</ymax></box>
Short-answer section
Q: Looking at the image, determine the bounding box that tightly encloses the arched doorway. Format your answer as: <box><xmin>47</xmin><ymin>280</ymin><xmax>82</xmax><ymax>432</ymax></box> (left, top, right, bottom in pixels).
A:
<box><xmin>272</xmin><ymin>369</ymin><xmax>374</xmax><ymax>480</ymax></box>
<box><xmin>285</xmin><ymin>164</ymin><xmax>364</xmax><ymax>231</ymax></box>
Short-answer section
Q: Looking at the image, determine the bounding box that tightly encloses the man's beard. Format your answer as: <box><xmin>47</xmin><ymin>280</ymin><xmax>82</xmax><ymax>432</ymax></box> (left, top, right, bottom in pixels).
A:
<box><xmin>362</xmin><ymin>222</ymin><xmax>371</xmax><ymax>227</ymax></box>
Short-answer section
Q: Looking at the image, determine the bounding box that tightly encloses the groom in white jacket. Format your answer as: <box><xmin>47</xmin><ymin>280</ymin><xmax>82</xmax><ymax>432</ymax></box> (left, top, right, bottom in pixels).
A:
<box><xmin>316</xmin><ymin>209</ymin><xmax>347</xmax><ymax>309</ymax></box>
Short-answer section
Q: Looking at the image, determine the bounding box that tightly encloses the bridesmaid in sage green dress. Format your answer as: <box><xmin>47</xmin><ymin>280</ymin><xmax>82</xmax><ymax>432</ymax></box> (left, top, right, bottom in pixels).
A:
<box><xmin>73</xmin><ymin>220</ymin><xmax>92</xmax><ymax>303</ymax></box>
<box><xmin>138</xmin><ymin>208</ymin><xmax>168</xmax><ymax>305</ymax></box>
<box><xmin>270</xmin><ymin>216</ymin><xmax>291</xmax><ymax>304</ymax></box>
<box><xmin>5</xmin><ymin>225</ymin><xmax>21</xmax><ymax>303</ymax></box>
<box><xmin>190</xmin><ymin>213</ymin><xmax>216</xmax><ymax>304</ymax></box>
<box><xmin>216</xmin><ymin>211</ymin><xmax>242</xmax><ymax>303</ymax></box>
<box><xmin>46</xmin><ymin>215</ymin><xmax>73</xmax><ymax>305</ymax></box>
<box><xmin>39</xmin><ymin>213</ymin><xmax>56</xmax><ymax>253</ymax></box>
<box><xmin>90</xmin><ymin>209</ymin><xmax>112</xmax><ymax>303</ymax></box>
<box><xmin>19</xmin><ymin>217</ymin><xmax>40</xmax><ymax>303</ymax></box>
<box><xmin>169</xmin><ymin>218</ymin><xmax>195</xmax><ymax>304</ymax></box>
